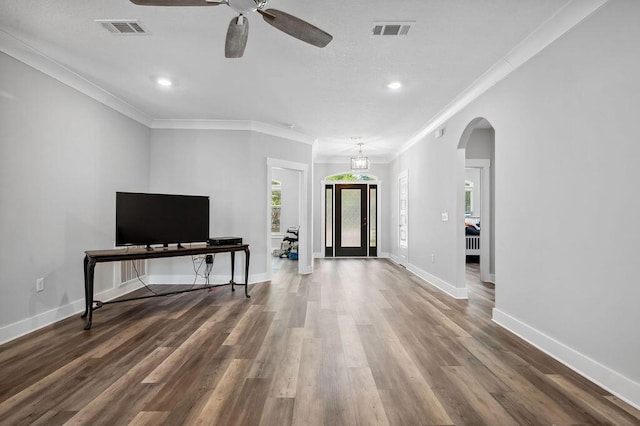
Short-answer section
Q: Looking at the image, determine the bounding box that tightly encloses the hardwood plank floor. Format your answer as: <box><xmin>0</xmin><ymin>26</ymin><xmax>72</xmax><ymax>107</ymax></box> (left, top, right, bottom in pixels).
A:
<box><xmin>1</xmin><ymin>259</ymin><xmax>639</xmax><ymax>425</ymax></box>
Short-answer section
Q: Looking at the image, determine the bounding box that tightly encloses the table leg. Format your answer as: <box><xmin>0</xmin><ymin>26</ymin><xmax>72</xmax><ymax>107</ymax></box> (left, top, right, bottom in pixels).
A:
<box><xmin>84</xmin><ymin>259</ymin><xmax>96</xmax><ymax>330</ymax></box>
<box><xmin>244</xmin><ymin>248</ymin><xmax>251</xmax><ymax>298</ymax></box>
<box><xmin>81</xmin><ymin>256</ymin><xmax>89</xmax><ymax>319</ymax></box>
<box><xmin>230</xmin><ymin>250</ymin><xmax>235</xmax><ymax>292</ymax></box>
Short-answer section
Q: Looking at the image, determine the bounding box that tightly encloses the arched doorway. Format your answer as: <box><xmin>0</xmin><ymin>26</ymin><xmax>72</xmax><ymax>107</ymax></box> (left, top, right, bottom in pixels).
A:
<box><xmin>458</xmin><ymin>118</ymin><xmax>495</xmax><ymax>293</ymax></box>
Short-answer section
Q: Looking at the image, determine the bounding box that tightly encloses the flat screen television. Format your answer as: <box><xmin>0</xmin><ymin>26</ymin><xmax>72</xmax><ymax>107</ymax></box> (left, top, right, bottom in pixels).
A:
<box><xmin>116</xmin><ymin>192</ymin><xmax>210</xmax><ymax>247</ymax></box>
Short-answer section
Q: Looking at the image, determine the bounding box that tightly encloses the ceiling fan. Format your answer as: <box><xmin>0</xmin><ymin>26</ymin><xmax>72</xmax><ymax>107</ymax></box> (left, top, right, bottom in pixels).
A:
<box><xmin>130</xmin><ymin>0</ymin><xmax>333</xmax><ymax>58</ymax></box>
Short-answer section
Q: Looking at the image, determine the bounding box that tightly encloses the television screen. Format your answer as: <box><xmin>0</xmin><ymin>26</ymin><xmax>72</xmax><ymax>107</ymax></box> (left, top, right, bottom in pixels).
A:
<box><xmin>116</xmin><ymin>192</ymin><xmax>210</xmax><ymax>246</ymax></box>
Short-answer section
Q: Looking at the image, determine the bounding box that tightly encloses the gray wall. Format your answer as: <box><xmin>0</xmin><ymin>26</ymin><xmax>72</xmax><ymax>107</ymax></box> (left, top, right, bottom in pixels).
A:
<box><xmin>148</xmin><ymin>129</ymin><xmax>312</xmax><ymax>281</ymax></box>
<box><xmin>389</xmin><ymin>0</ymin><xmax>640</xmax><ymax>405</ymax></box>
<box><xmin>0</xmin><ymin>52</ymin><xmax>150</xmax><ymax>341</ymax></box>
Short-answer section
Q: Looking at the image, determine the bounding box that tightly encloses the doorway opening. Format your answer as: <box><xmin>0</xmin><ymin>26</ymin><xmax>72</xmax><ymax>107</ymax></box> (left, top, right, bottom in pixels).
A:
<box><xmin>322</xmin><ymin>173</ymin><xmax>379</xmax><ymax>257</ymax></box>
<box><xmin>266</xmin><ymin>159</ymin><xmax>309</xmax><ymax>280</ymax></box>
<box><xmin>458</xmin><ymin>118</ymin><xmax>495</xmax><ymax>306</ymax></box>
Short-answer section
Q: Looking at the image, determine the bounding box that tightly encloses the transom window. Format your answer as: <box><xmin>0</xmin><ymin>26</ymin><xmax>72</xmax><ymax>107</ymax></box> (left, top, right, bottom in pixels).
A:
<box><xmin>326</xmin><ymin>173</ymin><xmax>376</xmax><ymax>182</ymax></box>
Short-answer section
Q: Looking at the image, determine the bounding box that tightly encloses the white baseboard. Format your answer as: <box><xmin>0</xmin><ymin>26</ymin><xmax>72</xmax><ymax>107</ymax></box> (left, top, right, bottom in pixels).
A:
<box><xmin>147</xmin><ymin>273</ymin><xmax>267</xmax><ymax>285</ymax></box>
<box><xmin>313</xmin><ymin>252</ymin><xmax>324</xmax><ymax>258</ymax></box>
<box><xmin>0</xmin><ymin>280</ymin><xmax>145</xmax><ymax>346</ymax></box>
<box><xmin>489</xmin><ymin>273</ymin><xmax>496</xmax><ymax>283</ymax></box>
<box><xmin>298</xmin><ymin>264</ymin><xmax>313</xmax><ymax>274</ymax></box>
<box><xmin>492</xmin><ymin>308</ymin><xmax>640</xmax><ymax>410</ymax></box>
<box><xmin>388</xmin><ymin>254</ymin><xmax>468</xmax><ymax>299</ymax></box>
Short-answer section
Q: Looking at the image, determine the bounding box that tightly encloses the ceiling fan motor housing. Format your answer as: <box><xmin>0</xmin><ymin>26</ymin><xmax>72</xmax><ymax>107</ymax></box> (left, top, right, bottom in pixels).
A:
<box><xmin>228</xmin><ymin>0</ymin><xmax>264</xmax><ymax>14</ymax></box>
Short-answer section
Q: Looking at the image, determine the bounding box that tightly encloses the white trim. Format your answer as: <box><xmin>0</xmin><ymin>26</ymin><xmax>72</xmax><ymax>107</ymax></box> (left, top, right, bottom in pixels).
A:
<box><xmin>394</xmin><ymin>0</ymin><xmax>609</xmax><ymax>159</ymax></box>
<box><xmin>388</xmin><ymin>254</ymin><xmax>468</xmax><ymax>299</ymax></box>
<box><xmin>1</xmin><ymin>1</ymin><xmax>608</xmax><ymax>156</ymax></box>
<box><xmin>0</xmin><ymin>280</ymin><xmax>145</xmax><ymax>345</ymax></box>
<box><xmin>489</xmin><ymin>273</ymin><xmax>496</xmax><ymax>284</ymax></box>
<box><xmin>493</xmin><ymin>308</ymin><xmax>640</xmax><ymax>410</ymax></box>
<box><xmin>298</xmin><ymin>265</ymin><xmax>312</xmax><ymax>275</ymax></box>
<box><xmin>148</xmin><ymin>273</ymin><xmax>267</xmax><ymax>285</ymax></box>
<box><xmin>465</xmin><ymin>159</ymin><xmax>491</xmax><ymax>168</ymax></box>
<box><xmin>151</xmin><ymin>120</ymin><xmax>316</xmax><ymax>145</ymax></box>
<box><xmin>0</xmin><ymin>270</ymin><xmax>271</xmax><ymax>345</ymax></box>
<box><xmin>0</xmin><ymin>29</ymin><xmax>152</xmax><ymax>127</ymax></box>
<box><xmin>0</xmin><ymin>30</ymin><xmax>316</xmax><ymax>145</ymax></box>
<box><xmin>313</xmin><ymin>252</ymin><xmax>324</xmax><ymax>258</ymax></box>
<box><xmin>313</xmin><ymin>156</ymin><xmax>393</xmax><ymax>164</ymax></box>
<box><xmin>398</xmin><ymin>170</ymin><xmax>409</xmax><ymax>260</ymax></box>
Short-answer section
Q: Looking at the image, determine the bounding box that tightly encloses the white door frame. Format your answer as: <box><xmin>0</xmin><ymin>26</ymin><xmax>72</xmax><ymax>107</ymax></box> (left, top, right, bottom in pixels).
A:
<box><xmin>320</xmin><ymin>178</ymin><xmax>382</xmax><ymax>257</ymax></box>
<box><xmin>266</xmin><ymin>158</ymin><xmax>310</xmax><ymax>279</ymax></box>
<box><xmin>466</xmin><ymin>159</ymin><xmax>491</xmax><ymax>283</ymax></box>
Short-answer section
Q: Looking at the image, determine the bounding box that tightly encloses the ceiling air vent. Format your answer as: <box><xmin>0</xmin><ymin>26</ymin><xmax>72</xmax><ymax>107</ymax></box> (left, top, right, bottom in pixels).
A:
<box><xmin>371</xmin><ymin>22</ymin><xmax>413</xmax><ymax>37</ymax></box>
<box><xmin>96</xmin><ymin>20</ymin><xmax>150</xmax><ymax>35</ymax></box>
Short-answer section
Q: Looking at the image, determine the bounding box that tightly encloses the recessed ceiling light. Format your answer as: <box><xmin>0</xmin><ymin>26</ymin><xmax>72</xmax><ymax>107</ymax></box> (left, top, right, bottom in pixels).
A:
<box><xmin>387</xmin><ymin>81</ymin><xmax>402</xmax><ymax>90</ymax></box>
<box><xmin>156</xmin><ymin>78</ymin><xmax>173</xmax><ymax>87</ymax></box>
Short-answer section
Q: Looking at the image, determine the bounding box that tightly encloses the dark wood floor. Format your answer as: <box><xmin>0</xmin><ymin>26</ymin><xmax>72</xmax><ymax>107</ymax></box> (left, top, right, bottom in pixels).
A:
<box><xmin>1</xmin><ymin>258</ymin><xmax>639</xmax><ymax>425</ymax></box>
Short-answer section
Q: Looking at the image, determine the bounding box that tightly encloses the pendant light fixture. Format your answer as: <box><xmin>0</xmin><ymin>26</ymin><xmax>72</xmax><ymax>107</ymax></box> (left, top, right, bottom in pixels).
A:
<box><xmin>351</xmin><ymin>143</ymin><xmax>370</xmax><ymax>171</ymax></box>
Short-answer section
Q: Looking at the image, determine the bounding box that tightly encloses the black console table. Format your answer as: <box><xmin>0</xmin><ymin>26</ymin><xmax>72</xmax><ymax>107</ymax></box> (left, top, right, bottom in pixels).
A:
<box><xmin>81</xmin><ymin>243</ymin><xmax>250</xmax><ymax>330</ymax></box>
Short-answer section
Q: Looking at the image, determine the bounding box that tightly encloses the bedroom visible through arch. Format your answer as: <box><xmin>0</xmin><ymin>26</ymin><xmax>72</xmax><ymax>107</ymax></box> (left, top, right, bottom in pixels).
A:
<box><xmin>458</xmin><ymin>118</ymin><xmax>495</xmax><ymax>307</ymax></box>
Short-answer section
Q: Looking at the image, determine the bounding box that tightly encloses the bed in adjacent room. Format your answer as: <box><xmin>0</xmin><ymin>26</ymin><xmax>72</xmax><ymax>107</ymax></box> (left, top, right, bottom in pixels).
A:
<box><xmin>465</xmin><ymin>218</ymin><xmax>480</xmax><ymax>256</ymax></box>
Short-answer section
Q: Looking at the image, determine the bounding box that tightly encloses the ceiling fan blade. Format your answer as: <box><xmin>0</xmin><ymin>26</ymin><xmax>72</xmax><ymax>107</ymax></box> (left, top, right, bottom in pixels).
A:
<box><xmin>129</xmin><ymin>0</ymin><xmax>225</xmax><ymax>6</ymax></box>
<box><xmin>258</xmin><ymin>9</ymin><xmax>332</xmax><ymax>48</ymax></box>
<box><xmin>225</xmin><ymin>15</ymin><xmax>249</xmax><ymax>58</ymax></box>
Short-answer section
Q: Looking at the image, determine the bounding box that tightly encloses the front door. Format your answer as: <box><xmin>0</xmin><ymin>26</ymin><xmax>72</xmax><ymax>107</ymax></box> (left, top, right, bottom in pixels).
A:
<box><xmin>335</xmin><ymin>184</ymin><xmax>367</xmax><ymax>256</ymax></box>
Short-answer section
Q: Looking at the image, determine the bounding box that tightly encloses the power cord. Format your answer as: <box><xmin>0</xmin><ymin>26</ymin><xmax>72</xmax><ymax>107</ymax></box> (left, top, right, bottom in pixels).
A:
<box><xmin>130</xmin><ymin>253</ymin><xmax>216</xmax><ymax>294</ymax></box>
<box><xmin>132</xmin><ymin>259</ymin><xmax>160</xmax><ymax>295</ymax></box>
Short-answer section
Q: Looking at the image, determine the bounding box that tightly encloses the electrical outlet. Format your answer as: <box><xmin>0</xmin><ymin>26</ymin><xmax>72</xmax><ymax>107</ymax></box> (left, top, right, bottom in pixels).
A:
<box><xmin>36</xmin><ymin>277</ymin><xmax>44</xmax><ymax>292</ymax></box>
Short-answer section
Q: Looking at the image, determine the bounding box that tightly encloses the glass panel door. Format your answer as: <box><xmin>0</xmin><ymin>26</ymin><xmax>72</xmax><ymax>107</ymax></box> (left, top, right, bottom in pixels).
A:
<box><xmin>341</xmin><ymin>188</ymin><xmax>361</xmax><ymax>247</ymax></box>
<box><xmin>335</xmin><ymin>184</ymin><xmax>367</xmax><ymax>256</ymax></box>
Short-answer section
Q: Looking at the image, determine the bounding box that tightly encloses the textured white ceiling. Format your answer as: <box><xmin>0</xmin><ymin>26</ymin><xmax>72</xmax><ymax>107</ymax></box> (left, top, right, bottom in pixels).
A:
<box><xmin>0</xmin><ymin>0</ymin><xmax>572</xmax><ymax>161</ymax></box>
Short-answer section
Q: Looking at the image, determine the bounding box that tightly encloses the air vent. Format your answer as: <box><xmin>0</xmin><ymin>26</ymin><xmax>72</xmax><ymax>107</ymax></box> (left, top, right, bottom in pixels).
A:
<box><xmin>96</xmin><ymin>20</ymin><xmax>150</xmax><ymax>35</ymax></box>
<box><xmin>371</xmin><ymin>22</ymin><xmax>413</xmax><ymax>37</ymax></box>
<box><xmin>119</xmin><ymin>258</ymin><xmax>147</xmax><ymax>286</ymax></box>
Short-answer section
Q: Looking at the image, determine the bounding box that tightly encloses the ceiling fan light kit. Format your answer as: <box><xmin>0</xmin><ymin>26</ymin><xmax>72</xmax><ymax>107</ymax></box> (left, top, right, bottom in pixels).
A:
<box><xmin>130</xmin><ymin>0</ymin><xmax>332</xmax><ymax>58</ymax></box>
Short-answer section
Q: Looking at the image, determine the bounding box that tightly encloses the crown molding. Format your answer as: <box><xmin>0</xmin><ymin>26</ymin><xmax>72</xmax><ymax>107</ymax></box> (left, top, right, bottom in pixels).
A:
<box><xmin>394</xmin><ymin>0</ymin><xmax>609</xmax><ymax>160</ymax></box>
<box><xmin>313</xmin><ymin>155</ymin><xmax>392</xmax><ymax>165</ymax></box>
<box><xmin>150</xmin><ymin>119</ymin><xmax>317</xmax><ymax>145</ymax></box>
<box><xmin>1</xmin><ymin>0</ymin><xmax>610</xmax><ymax>156</ymax></box>
<box><xmin>0</xmin><ymin>30</ymin><xmax>317</xmax><ymax>144</ymax></box>
<box><xmin>0</xmin><ymin>29</ymin><xmax>153</xmax><ymax>127</ymax></box>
